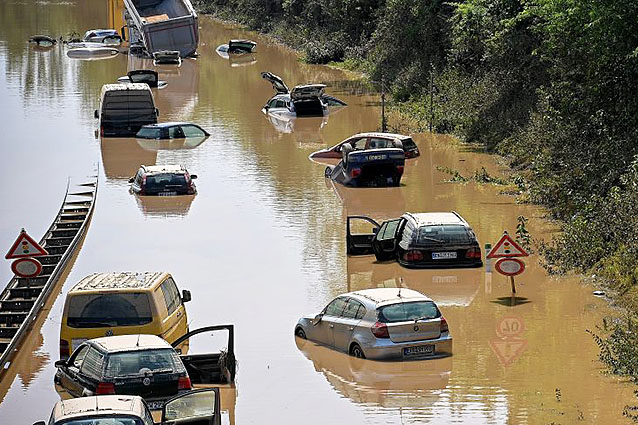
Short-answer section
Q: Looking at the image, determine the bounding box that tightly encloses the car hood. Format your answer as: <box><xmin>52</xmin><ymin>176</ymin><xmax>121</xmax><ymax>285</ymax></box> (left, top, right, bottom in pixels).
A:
<box><xmin>261</xmin><ymin>71</ymin><xmax>289</xmax><ymax>94</ymax></box>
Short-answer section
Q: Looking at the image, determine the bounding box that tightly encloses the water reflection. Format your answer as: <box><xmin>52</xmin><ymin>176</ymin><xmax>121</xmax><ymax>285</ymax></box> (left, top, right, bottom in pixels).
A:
<box><xmin>101</xmin><ymin>137</ymin><xmax>157</xmax><ymax>180</ymax></box>
<box><xmin>133</xmin><ymin>194</ymin><xmax>196</xmax><ymax>218</ymax></box>
<box><xmin>296</xmin><ymin>337</ymin><xmax>451</xmax><ymax>407</ymax></box>
<box><xmin>136</xmin><ymin>137</ymin><xmax>208</xmax><ymax>152</ymax></box>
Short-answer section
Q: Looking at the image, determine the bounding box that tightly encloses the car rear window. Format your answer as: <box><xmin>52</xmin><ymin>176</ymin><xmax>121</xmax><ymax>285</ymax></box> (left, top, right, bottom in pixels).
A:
<box><xmin>66</xmin><ymin>293</ymin><xmax>152</xmax><ymax>328</ymax></box>
<box><xmin>416</xmin><ymin>224</ymin><xmax>473</xmax><ymax>245</ymax></box>
<box><xmin>136</xmin><ymin>127</ymin><xmax>160</xmax><ymax>139</ymax></box>
<box><xmin>105</xmin><ymin>349</ymin><xmax>183</xmax><ymax>377</ymax></box>
<box><xmin>377</xmin><ymin>301</ymin><xmax>440</xmax><ymax>323</ymax></box>
<box><xmin>402</xmin><ymin>138</ymin><xmax>417</xmax><ymax>150</ymax></box>
<box><xmin>60</xmin><ymin>417</ymin><xmax>145</xmax><ymax>425</ymax></box>
<box><xmin>145</xmin><ymin>173</ymin><xmax>187</xmax><ymax>190</ymax></box>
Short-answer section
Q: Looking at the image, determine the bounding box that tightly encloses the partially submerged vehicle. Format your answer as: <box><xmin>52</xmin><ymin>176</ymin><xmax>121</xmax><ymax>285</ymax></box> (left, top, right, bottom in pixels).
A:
<box><xmin>129</xmin><ymin>164</ymin><xmax>197</xmax><ymax>196</ymax></box>
<box><xmin>95</xmin><ymin>83</ymin><xmax>159</xmax><ymax>137</ymax></box>
<box><xmin>136</xmin><ymin>122</ymin><xmax>209</xmax><ymax>139</ymax></box>
<box><xmin>295</xmin><ymin>288</ymin><xmax>452</xmax><ymax>360</ymax></box>
<box><xmin>311</xmin><ymin>132</ymin><xmax>420</xmax><ymax>161</ymax></box>
<box><xmin>28</xmin><ymin>35</ymin><xmax>57</xmax><ymax>46</ymax></box>
<box><xmin>261</xmin><ymin>71</ymin><xmax>346</xmax><ymax>118</ymax></box>
<box><xmin>325</xmin><ymin>147</ymin><xmax>405</xmax><ymax>187</ymax></box>
<box><xmin>34</xmin><ymin>391</ymin><xmax>221</xmax><ymax>425</ymax></box>
<box><xmin>123</xmin><ymin>0</ymin><xmax>198</xmax><ymax>57</ymax></box>
<box><xmin>153</xmin><ymin>50</ymin><xmax>181</xmax><ymax>65</ymax></box>
<box><xmin>83</xmin><ymin>29</ymin><xmax>123</xmax><ymax>44</ymax></box>
<box><xmin>217</xmin><ymin>39</ymin><xmax>256</xmax><ymax>55</ymax></box>
<box><xmin>118</xmin><ymin>69</ymin><xmax>168</xmax><ymax>88</ymax></box>
<box><xmin>66</xmin><ymin>46</ymin><xmax>119</xmax><ymax>59</ymax></box>
<box><xmin>346</xmin><ymin>212</ymin><xmax>483</xmax><ymax>268</ymax></box>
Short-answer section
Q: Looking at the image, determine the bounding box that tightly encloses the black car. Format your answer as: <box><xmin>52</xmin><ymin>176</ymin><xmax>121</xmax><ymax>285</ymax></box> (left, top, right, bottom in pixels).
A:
<box><xmin>118</xmin><ymin>70</ymin><xmax>167</xmax><ymax>88</ymax></box>
<box><xmin>54</xmin><ymin>326</ymin><xmax>237</xmax><ymax>409</ymax></box>
<box><xmin>325</xmin><ymin>146</ymin><xmax>405</xmax><ymax>187</ymax></box>
<box><xmin>347</xmin><ymin>212</ymin><xmax>483</xmax><ymax>268</ymax></box>
<box><xmin>129</xmin><ymin>165</ymin><xmax>197</xmax><ymax>196</ymax></box>
<box><xmin>136</xmin><ymin>122</ymin><xmax>210</xmax><ymax>140</ymax></box>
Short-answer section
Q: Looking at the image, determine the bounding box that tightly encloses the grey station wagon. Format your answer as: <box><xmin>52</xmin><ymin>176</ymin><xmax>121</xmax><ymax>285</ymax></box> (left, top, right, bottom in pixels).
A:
<box><xmin>295</xmin><ymin>288</ymin><xmax>452</xmax><ymax>360</ymax></box>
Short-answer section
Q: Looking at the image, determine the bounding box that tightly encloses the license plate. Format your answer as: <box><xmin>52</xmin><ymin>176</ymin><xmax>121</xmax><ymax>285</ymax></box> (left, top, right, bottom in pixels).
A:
<box><xmin>432</xmin><ymin>252</ymin><xmax>457</xmax><ymax>259</ymax></box>
<box><xmin>367</xmin><ymin>154</ymin><xmax>387</xmax><ymax>161</ymax></box>
<box><xmin>158</xmin><ymin>191</ymin><xmax>177</xmax><ymax>196</ymax></box>
<box><xmin>147</xmin><ymin>400</ymin><xmax>164</xmax><ymax>410</ymax></box>
<box><xmin>403</xmin><ymin>345</ymin><xmax>435</xmax><ymax>357</ymax></box>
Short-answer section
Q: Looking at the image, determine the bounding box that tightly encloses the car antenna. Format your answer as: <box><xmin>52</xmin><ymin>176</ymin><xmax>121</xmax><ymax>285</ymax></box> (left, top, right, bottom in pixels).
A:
<box><xmin>398</xmin><ymin>288</ymin><xmax>402</xmax><ymax>298</ymax></box>
<box><xmin>136</xmin><ymin>334</ymin><xmax>141</xmax><ymax>347</ymax></box>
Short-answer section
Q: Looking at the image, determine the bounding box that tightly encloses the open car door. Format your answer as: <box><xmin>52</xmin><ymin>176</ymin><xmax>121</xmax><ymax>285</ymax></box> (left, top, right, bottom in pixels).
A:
<box><xmin>260</xmin><ymin>71</ymin><xmax>289</xmax><ymax>94</ymax></box>
<box><xmin>372</xmin><ymin>218</ymin><xmax>403</xmax><ymax>261</ymax></box>
<box><xmin>172</xmin><ymin>325</ymin><xmax>236</xmax><ymax>384</ymax></box>
<box><xmin>347</xmin><ymin>216</ymin><xmax>380</xmax><ymax>255</ymax></box>
<box><xmin>161</xmin><ymin>388</ymin><xmax>221</xmax><ymax>425</ymax></box>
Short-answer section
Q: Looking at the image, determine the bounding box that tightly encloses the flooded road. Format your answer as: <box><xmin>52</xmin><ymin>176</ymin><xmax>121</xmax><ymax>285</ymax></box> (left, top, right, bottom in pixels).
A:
<box><xmin>0</xmin><ymin>0</ymin><xmax>635</xmax><ymax>423</ymax></box>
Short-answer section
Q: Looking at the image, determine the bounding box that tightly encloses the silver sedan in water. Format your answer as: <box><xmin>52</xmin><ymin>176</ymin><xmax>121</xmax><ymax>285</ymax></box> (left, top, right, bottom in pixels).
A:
<box><xmin>295</xmin><ymin>288</ymin><xmax>452</xmax><ymax>360</ymax></box>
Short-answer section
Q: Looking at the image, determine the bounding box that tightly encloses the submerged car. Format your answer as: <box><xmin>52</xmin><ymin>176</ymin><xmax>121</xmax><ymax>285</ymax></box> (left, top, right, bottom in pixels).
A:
<box><xmin>325</xmin><ymin>146</ymin><xmax>405</xmax><ymax>187</ymax></box>
<box><xmin>55</xmin><ymin>327</ymin><xmax>236</xmax><ymax>409</ymax></box>
<box><xmin>261</xmin><ymin>71</ymin><xmax>346</xmax><ymax>118</ymax></box>
<box><xmin>295</xmin><ymin>288</ymin><xmax>452</xmax><ymax>360</ymax></box>
<box><xmin>153</xmin><ymin>50</ymin><xmax>181</xmax><ymax>65</ymax></box>
<box><xmin>347</xmin><ymin>212</ymin><xmax>483</xmax><ymax>268</ymax></box>
<box><xmin>34</xmin><ymin>391</ymin><xmax>221</xmax><ymax>425</ymax></box>
<box><xmin>217</xmin><ymin>39</ymin><xmax>256</xmax><ymax>55</ymax></box>
<box><xmin>136</xmin><ymin>122</ymin><xmax>209</xmax><ymax>139</ymax></box>
<box><xmin>311</xmin><ymin>132</ymin><xmax>420</xmax><ymax>161</ymax></box>
<box><xmin>129</xmin><ymin>165</ymin><xmax>197</xmax><ymax>196</ymax></box>
<box><xmin>118</xmin><ymin>70</ymin><xmax>168</xmax><ymax>88</ymax></box>
<box><xmin>83</xmin><ymin>29</ymin><xmax>122</xmax><ymax>44</ymax></box>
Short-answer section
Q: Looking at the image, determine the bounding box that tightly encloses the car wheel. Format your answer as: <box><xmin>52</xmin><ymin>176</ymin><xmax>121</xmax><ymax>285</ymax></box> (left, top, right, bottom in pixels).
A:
<box><xmin>350</xmin><ymin>343</ymin><xmax>365</xmax><ymax>359</ymax></box>
<box><xmin>295</xmin><ymin>327</ymin><xmax>307</xmax><ymax>339</ymax></box>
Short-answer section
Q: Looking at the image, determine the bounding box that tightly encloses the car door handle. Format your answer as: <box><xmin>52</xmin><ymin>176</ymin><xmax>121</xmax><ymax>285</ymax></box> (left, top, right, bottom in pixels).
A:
<box><xmin>329</xmin><ymin>324</ymin><xmax>334</xmax><ymax>328</ymax></box>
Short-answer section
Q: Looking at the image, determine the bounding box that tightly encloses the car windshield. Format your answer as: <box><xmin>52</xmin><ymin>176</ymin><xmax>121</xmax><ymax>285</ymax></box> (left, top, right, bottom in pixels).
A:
<box><xmin>416</xmin><ymin>224</ymin><xmax>473</xmax><ymax>245</ymax></box>
<box><xmin>105</xmin><ymin>348</ymin><xmax>182</xmax><ymax>377</ymax></box>
<box><xmin>60</xmin><ymin>416</ymin><xmax>144</xmax><ymax>425</ymax></box>
<box><xmin>377</xmin><ymin>301</ymin><xmax>440</xmax><ymax>323</ymax></box>
<box><xmin>146</xmin><ymin>173</ymin><xmax>187</xmax><ymax>190</ymax></box>
<box><xmin>129</xmin><ymin>74</ymin><xmax>157</xmax><ymax>85</ymax></box>
<box><xmin>66</xmin><ymin>293</ymin><xmax>152</xmax><ymax>328</ymax></box>
<box><xmin>136</xmin><ymin>127</ymin><xmax>160</xmax><ymax>139</ymax></box>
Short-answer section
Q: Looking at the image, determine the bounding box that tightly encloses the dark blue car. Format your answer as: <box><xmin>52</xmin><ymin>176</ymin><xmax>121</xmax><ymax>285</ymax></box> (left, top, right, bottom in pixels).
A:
<box><xmin>325</xmin><ymin>146</ymin><xmax>405</xmax><ymax>187</ymax></box>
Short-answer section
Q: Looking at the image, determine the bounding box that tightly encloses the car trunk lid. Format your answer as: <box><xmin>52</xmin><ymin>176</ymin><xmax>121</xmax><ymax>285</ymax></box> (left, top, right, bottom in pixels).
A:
<box><xmin>113</xmin><ymin>370</ymin><xmax>180</xmax><ymax>399</ymax></box>
<box><xmin>387</xmin><ymin>319</ymin><xmax>442</xmax><ymax>343</ymax></box>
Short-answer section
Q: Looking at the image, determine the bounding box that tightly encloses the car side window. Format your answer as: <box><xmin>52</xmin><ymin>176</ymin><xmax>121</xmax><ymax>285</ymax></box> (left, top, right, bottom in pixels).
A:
<box><xmin>141</xmin><ymin>403</ymin><xmax>155</xmax><ymax>425</ymax></box>
<box><xmin>275</xmin><ymin>99</ymin><xmax>287</xmax><ymax>108</ymax></box>
<box><xmin>161</xmin><ymin>277</ymin><xmax>181</xmax><ymax>315</ymax></box>
<box><xmin>135</xmin><ymin>170</ymin><xmax>143</xmax><ymax>185</ymax></box>
<box><xmin>268</xmin><ymin>99</ymin><xmax>278</xmax><ymax>108</ymax></box>
<box><xmin>342</xmin><ymin>299</ymin><xmax>365</xmax><ymax>319</ymax></box>
<box><xmin>376</xmin><ymin>219</ymin><xmax>403</xmax><ymax>241</ymax></box>
<box><xmin>350</xmin><ymin>138</ymin><xmax>367</xmax><ymax>150</ymax></box>
<box><xmin>324</xmin><ymin>297</ymin><xmax>348</xmax><ymax>317</ymax></box>
<box><xmin>181</xmin><ymin>125</ymin><xmax>205</xmax><ymax>138</ymax></box>
<box><xmin>168</xmin><ymin>126</ymin><xmax>184</xmax><ymax>139</ymax></box>
<box><xmin>70</xmin><ymin>345</ymin><xmax>89</xmax><ymax>369</ymax></box>
<box><xmin>80</xmin><ymin>347</ymin><xmax>105</xmax><ymax>380</ymax></box>
<box><xmin>368</xmin><ymin>137</ymin><xmax>391</xmax><ymax>149</ymax></box>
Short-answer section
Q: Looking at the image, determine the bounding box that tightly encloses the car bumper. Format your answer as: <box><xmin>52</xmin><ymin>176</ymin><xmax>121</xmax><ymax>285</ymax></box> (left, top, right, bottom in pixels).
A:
<box><xmin>362</xmin><ymin>335</ymin><xmax>453</xmax><ymax>360</ymax></box>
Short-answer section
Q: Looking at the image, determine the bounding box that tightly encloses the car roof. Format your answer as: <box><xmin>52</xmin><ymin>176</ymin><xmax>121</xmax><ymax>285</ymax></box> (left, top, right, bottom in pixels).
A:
<box><xmin>349</xmin><ymin>132</ymin><xmax>411</xmax><ymax>140</ymax></box>
<box><xmin>347</xmin><ymin>288</ymin><xmax>432</xmax><ymax>308</ymax></box>
<box><xmin>404</xmin><ymin>212</ymin><xmax>468</xmax><ymax>226</ymax></box>
<box><xmin>53</xmin><ymin>395</ymin><xmax>145</xmax><ymax>421</ymax></box>
<box><xmin>101</xmin><ymin>83</ymin><xmax>152</xmax><ymax>95</ymax></box>
<box><xmin>142</xmin><ymin>164</ymin><xmax>187</xmax><ymax>174</ymax></box>
<box><xmin>70</xmin><ymin>272</ymin><xmax>168</xmax><ymax>292</ymax></box>
<box><xmin>142</xmin><ymin>122</ymin><xmax>195</xmax><ymax>129</ymax></box>
<box><xmin>90</xmin><ymin>334</ymin><xmax>172</xmax><ymax>353</ymax></box>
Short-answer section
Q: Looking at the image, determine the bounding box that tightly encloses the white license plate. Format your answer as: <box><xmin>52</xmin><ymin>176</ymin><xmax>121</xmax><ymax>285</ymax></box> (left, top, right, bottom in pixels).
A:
<box><xmin>404</xmin><ymin>345</ymin><xmax>435</xmax><ymax>356</ymax></box>
<box><xmin>432</xmin><ymin>252</ymin><xmax>457</xmax><ymax>259</ymax></box>
<box><xmin>158</xmin><ymin>191</ymin><xmax>177</xmax><ymax>196</ymax></box>
<box><xmin>147</xmin><ymin>400</ymin><xmax>164</xmax><ymax>410</ymax></box>
<box><xmin>367</xmin><ymin>154</ymin><xmax>387</xmax><ymax>161</ymax></box>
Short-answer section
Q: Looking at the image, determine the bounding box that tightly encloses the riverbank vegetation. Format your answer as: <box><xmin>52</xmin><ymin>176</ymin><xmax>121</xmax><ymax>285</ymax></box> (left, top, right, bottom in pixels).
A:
<box><xmin>195</xmin><ymin>0</ymin><xmax>638</xmax><ymax>385</ymax></box>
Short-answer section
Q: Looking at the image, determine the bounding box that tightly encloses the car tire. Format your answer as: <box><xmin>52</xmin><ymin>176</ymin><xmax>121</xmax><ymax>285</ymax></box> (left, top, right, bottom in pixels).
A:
<box><xmin>295</xmin><ymin>327</ymin><xmax>307</xmax><ymax>339</ymax></box>
<box><xmin>349</xmin><ymin>343</ymin><xmax>365</xmax><ymax>359</ymax></box>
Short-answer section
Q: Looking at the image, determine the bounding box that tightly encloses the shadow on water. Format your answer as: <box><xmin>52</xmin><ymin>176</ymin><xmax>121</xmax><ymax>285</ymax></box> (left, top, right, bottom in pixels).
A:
<box><xmin>491</xmin><ymin>296</ymin><xmax>531</xmax><ymax>307</ymax></box>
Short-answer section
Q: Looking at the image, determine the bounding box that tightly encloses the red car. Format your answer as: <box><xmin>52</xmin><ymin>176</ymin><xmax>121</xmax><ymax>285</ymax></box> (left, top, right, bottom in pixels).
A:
<box><xmin>310</xmin><ymin>132</ymin><xmax>420</xmax><ymax>161</ymax></box>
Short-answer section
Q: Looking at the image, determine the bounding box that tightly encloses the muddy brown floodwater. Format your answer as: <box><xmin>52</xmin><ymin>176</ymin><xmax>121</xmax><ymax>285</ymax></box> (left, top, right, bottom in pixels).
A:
<box><xmin>0</xmin><ymin>0</ymin><xmax>635</xmax><ymax>424</ymax></box>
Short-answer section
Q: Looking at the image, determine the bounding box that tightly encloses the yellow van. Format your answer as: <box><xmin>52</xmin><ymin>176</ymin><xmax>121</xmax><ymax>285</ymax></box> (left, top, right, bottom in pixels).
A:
<box><xmin>59</xmin><ymin>272</ymin><xmax>190</xmax><ymax>358</ymax></box>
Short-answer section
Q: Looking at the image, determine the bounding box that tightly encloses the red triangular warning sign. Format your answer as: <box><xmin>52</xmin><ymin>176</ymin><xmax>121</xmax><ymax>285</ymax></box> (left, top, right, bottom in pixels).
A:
<box><xmin>487</xmin><ymin>233</ymin><xmax>528</xmax><ymax>258</ymax></box>
<box><xmin>5</xmin><ymin>229</ymin><xmax>48</xmax><ymax>259</ymax></box>
<box><xmin>489</xmin><ymin>338</ymin><xmax>527</xmax><ymax>367</ymax></box>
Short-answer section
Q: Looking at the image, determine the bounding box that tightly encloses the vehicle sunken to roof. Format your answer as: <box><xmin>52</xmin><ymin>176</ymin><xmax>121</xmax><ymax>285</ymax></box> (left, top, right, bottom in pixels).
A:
<box><xmin>89</xmin><ymin>334</ymin><xmax>172</xmax><ymax>352</ymax></box>
<box><xmin>72</xmin><ymin>271</ymin><xmax>168</xmax><ymax>291</ymax></box>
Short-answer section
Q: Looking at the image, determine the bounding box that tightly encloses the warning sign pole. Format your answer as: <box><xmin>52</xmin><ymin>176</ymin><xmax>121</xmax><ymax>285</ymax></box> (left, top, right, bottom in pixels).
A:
<box><xmin>510</xmin><ymin>276</ymin><xmax>516</xmax><ymax>294</ymax></box>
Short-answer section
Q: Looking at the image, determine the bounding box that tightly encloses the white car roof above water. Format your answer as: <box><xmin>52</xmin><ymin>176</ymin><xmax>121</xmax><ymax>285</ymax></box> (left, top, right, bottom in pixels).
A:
<box><xmin>143</xmin><ymin>164</ymin><xmax>187</xmax><ymax>173</ymax></box>
<box><xmin>350</xmin><ymin>132</ymin><xmax>411</xmax><ymax>140</ymax></box>
<box><xmin>406</xmin><ymin>212</ymin><xmax>467</xmax><ymax>226</ymax></box>
<box><xmin>52</xmin><ymin>395</ymin><xmax>146</xmax><ymax>422</ymax></box>
<box><xmin>348</xmin><ymin>288</ymin><xmax>432</xmax><ymax>307</ymax></box>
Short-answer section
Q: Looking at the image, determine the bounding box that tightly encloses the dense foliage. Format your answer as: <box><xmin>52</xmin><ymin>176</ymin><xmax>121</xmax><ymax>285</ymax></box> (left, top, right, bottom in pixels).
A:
<box><xmin>196</xmin><ymin>0</ymin><xmax>638</xmax><ymax>379</ymax></box>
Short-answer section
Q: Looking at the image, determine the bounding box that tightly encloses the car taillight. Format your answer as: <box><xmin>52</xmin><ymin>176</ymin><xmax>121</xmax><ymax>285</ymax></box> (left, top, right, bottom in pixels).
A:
<box><xmin>350</xmin><ymin>167</ymin><xmax>361</xmax><ymax>178</ymax></box>
<box><xmin>403</xmin><ymin>250</ymin><xmax>423</xmax><ymax>262</ymax></box>
<box><xmin>96</xmin><ymin>382</ymin><xmax>115</xmax><ymax>395</ymax></box>
<box><xmin>178</xmin><ymin>376</ymin><xmax>192</xmax><ymax>390</ymax></box>
<box><xmin>140</xmin><ymin>175</ymin><xmax>147</xmax><ymax>195</ymax></box>
<box><xmin>465</xmin><ymin>247</ymin><xmax>481</xmax><ymax>259</ymax></box>
<box><xmin>397</xmin><ymin>165</ymin><xmax>404</xmax><ymax>174</ymax></box>
<box><xmin>371</xmin><ymin>321</ymin><xmax>390</xmax><ymax>338</ymax></box>
<box><xmin>59</xmin><ymin>339</ymin><xmax>70</xmax><ymax>359</ymax></box>
<box><xmin>440</xmin><ymin>316</ymin><xmax>449</xmax><ymax>333</ymax></box>
<box><xmin>100</xmin><ymin>126</ymin><xmax>104</xmax><ymax>137</ymax></box>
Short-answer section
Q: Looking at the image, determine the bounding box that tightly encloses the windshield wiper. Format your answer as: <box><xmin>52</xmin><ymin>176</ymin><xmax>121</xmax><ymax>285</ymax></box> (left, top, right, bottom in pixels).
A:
<box><xmin>420</xmin><ymin>236</ymin><xmax>444</xmax><ymax>243</ymax></box>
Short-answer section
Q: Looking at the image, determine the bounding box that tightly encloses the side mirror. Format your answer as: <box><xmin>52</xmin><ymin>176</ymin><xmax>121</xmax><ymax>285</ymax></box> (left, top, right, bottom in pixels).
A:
<box><xmin>128</xmin><ymin>177</ymin><xmax>134</xmax><ymax>183</ymax></box>
<box><xmin>372</xmin><ymin>228</ymin><xmax>379</xmax><ymax>234</ymax></box>
<box><xmin>312</xmin><ymin>313</ymin><xmax>323</xmax><ymax>326</ymax></box>
<box><xmin>182</xmin><ymin>289</ymin><xmax>192</xmax><ymax>303</ymax></box>
<box><xmin>190</xmin><ymin>174</ymin><xmax>197</xmax><ymax>180</ymax></box>
<box><xmin>94</xmin><ymin>110</ymin><xmax>98</xmax><ymax>119</ymax></box>
<box><xmin>264</xmin><ymin>104</ymin><xmax>269</xmax><ymax>110</ymax></box>
<box><xmin>54</xmin><ymin>359</ymin><xmax>67</xmax><ymax>368</ymax></box>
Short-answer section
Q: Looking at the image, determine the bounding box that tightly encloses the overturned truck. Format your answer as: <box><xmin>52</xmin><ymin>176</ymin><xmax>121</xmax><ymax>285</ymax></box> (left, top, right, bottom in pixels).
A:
<box><xmin>123</xmin><ymin>0</ymin><xmax>198</xmax><ymax>57</ymax></box>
